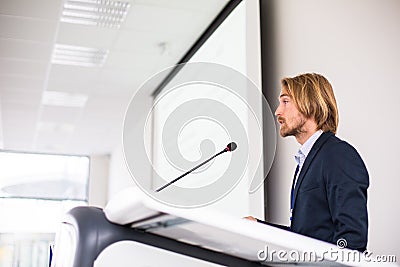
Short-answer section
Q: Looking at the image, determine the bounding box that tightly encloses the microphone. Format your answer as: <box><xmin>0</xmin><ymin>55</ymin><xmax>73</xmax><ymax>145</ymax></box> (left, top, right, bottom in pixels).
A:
<box><xmin>155</xmin><ymin>142</ymin><xmax>237</xmax><ymax>192</ymax></box>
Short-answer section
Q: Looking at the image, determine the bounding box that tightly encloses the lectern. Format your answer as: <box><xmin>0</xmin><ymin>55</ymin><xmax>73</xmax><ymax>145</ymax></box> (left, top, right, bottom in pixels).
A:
<box><xmin>50</xmin><ymin>187</ymin><xmax>389</xmax><ymax>267</ymax></box>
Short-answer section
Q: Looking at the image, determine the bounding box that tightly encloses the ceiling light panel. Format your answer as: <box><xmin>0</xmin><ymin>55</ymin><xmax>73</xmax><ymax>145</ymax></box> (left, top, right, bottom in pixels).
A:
<box><xmin>42</xmin><ymin>91</ymin><xmax>88</xmax><ymax>108</ymax></box>
<box><xmin>52</xmin><ymin>44</ymin><xmax>109</xmax><ymax>67</ymax></box>
<box><xmin>61</xmin><ymin>0</ymin><xmax>130</xmax><ymax>28</ymax></box>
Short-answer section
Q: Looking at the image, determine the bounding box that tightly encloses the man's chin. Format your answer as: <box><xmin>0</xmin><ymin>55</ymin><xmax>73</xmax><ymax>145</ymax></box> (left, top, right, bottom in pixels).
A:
<box><xmin>280</xmin><ymin>127</ymin><xmax>295</xmax><ymax>138</ymax></box>
<box><xmin>280</xmin><ymin>128</ymin><xmax>290</xmax><ymax>137</ymax></box>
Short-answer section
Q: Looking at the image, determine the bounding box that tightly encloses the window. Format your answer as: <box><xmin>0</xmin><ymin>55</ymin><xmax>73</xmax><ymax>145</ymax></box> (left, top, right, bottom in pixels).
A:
<box><xmin>0</xmin><ymin>151</ymin><xmax>89</xmax><ymax>266</ymax></box>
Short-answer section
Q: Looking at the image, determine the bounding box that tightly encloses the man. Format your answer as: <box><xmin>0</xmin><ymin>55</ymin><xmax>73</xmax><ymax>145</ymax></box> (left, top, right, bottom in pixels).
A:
<box><xmin>247</xmin><ymin>73</ymin><xmax>369</xmax><ymax>252</ymax></box>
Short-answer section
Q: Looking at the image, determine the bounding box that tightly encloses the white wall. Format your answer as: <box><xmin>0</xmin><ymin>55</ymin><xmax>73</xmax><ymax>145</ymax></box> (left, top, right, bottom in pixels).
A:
<box><xmin>261</xmin><ymin>0</ymin><xmax>400</xmax><ymax>260</ymax></box>
<box><xmin>107</xmin><ymin>142</ymin><xmax>135</xmax><ymax>201</ymax></box>
<box><xmin>88</xmin><ymin>155</ymin><xmax>110</xmax><ymax>208</ymax></box>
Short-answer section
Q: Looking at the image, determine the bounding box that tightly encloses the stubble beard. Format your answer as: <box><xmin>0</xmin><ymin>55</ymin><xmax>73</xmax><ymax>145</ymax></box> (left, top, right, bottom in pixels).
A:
<box><xmin>279</xmin><ymin>116</ymin><xmax>307</xmax><ymax>138</ymax></box>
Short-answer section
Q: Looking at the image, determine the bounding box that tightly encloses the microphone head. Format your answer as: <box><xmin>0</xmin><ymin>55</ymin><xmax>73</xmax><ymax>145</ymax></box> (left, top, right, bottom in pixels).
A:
<box><xmin>226</xmin><ymin>142</ymin><xmax>237</xmax><ymax>152</ymax></box>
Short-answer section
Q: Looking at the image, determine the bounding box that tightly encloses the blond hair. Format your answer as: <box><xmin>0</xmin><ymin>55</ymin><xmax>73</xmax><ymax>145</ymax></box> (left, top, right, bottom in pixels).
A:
<box><xmin>281</xmin><ymin>73</ymin><xmax>338</xmax><ymax>134</ymax></box>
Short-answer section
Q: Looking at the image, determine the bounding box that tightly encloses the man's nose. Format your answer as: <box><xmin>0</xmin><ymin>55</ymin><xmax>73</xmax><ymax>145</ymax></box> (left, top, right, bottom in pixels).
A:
<box><xmin>275</xmin><ymin>105</ymin><xmax>282</xmax><ymax>117</ymax></box>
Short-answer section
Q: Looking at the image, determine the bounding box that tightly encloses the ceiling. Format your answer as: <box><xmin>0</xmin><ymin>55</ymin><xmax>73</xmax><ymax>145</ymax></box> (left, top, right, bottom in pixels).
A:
<box><xmin>0</xmin><ymin>0</ymin><xmax>229</xmax><ymax>156</ymax></box>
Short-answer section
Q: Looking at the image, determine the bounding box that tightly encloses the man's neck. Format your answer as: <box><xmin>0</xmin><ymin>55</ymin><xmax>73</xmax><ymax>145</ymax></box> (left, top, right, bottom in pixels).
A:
<box><xmin>295</xmin><ymin>120</ymin><xmax>318</xmax><ymax>145</ymax></box>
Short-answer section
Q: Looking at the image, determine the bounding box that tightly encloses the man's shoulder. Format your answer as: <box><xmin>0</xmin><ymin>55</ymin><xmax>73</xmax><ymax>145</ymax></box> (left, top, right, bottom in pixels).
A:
<box><xmin>318</xmin><ymin>132</ymin><xmax>367</xmax><ymax>170</ymax></box>
<box><xmin>321</xmin><ymin>133</ymin><xmax>359</xmax><ymax>155</ymax></box>
<box><xmin>317</xmin><ymin>133</ymin><xmax>369</xmax><ymax>184</ymax></box>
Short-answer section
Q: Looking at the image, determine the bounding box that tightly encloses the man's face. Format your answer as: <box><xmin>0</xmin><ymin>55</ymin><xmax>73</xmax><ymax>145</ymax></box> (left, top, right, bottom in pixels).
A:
<box><xmin>275</xmin><ymin>87</ymin><xmax>307</xmax><ymax>138</ymax></box>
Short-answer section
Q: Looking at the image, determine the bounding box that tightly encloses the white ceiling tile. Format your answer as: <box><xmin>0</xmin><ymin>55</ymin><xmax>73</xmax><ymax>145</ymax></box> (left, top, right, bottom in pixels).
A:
<box><xmin>0</xmin><ymin>88</ymin><xmax>42</xmax><ymax>107</ymax></box>
<box><xmin>70</xmin><ymin>108</ymin><xmax>124</xmax><ymax>155</ymax></box>
<box><xmin>34</xmin><ymin>131</ymin><xmax>71</xmax><ymax>153</ymax></box>
<box><xmin>48</xmin><ymin>64</ymin><xmax>100</xmax><ymax>84</ymax></box>
<box><xmin>113</xmin><ymin>29</ymin><xmax>175</xmax><ymax>53</ymax></box>
<box><xmin>57</xmin><ymin>23</ymin><xmax>119</xmax><ymax>48</ymax></box>
<box><xmin>46</xmin><ymin>64</ymin><xmax>103</xmax><ymax>95</ymax></box>
<box><xmin>75</xmin><ymin>114</ymin><xmax>122</xmax><ymax>132</ymax></box>
<box><xmin>0</xmin><ymin>103</ymin><xmax>39</xmax><ymax>124</ymax></box>
<box><xmin>133</xmin><ymin>0</ymin><xmax>228</xmax><ymax>13</ymax></box>
<box><xmin>68</xmin><ymin>127</ymin><xmax>120</xmax><ymax>155</ymax></box>
<box><xmin>0</xmin><ymin>58</ymin><xmax>48</xmax><ymax>77</ymax></box>
<box><xmin>2</xmin><ymin>127</ymin><xmax>36</xmax><ymax>152</ymax></box>
<box><xmin>86</xmin><ymin>84</ymin><xmax>136</xmax><ymax>98</ymax></box>
<box><xmin>104</xmin><ymin>50</ymin><xmax>159</xmax><ymax>71</ymax></box>
<box><xmin>37</xmin><ymin>121</ymin><xmax>74</xmax><ymax>134</ymax></box>
<box><xmin>46</xmin><ymin>81</ymin><xmax>91</xmax><ymax>95</ymax></box>
<box><xmin>84</xmin><ymin>95</ymin><xmax>130</xmax><ymax>113</ymax></box>
<box><xmin>112</xmin><ymin>30</ymin><xmax>200</xmax><ymax>68</ymax></box>
<box><xmin>95</xmin><ymin>68</ymin><xmax>148</xmax><ymax>90</ymax></box>
<box><xmin>0</xmin><ymin>15</ymin><xmax>58</xmax><ymax>43</ymax></box>
<box><xmin>124</xmin><ymin>4</ymin><xmax>206</xmax><ymax>35</ymax></box>
<box><xmin>0</xmin><ymin>0</ymin><xmax>228</xmax><ymax>155</ymax></box>
<box><xmin>0</xmin><ymin>0</ymin><xmax>63</xmax><ymax>20</ymax></box>
<box><xmin>0</xmin><ymin>74</ymin><xmax>44</xmax><ymax>91</ymax></box>
<box><xmin>3</xmin><ymin>141</ymin><xmax>32</xmax><ymax>152</ymax></box>
<box><xmin>33</xmin><ymin>142</ymin><xmax>67</xmax><ymax>154</ymax></box>
<box><xmin>1</xmin><ymin>105</ymin><xmax>39</xmax><ymax>151</ymax></box>
<box><xmin>1</xmin><ymin>105</ymin><xmax>39</xmax><ymax>125</ymax></box>
<box><xmin>39</xmin><ymin>106</ymin><xmax>82</xmax><ymax>124</ymax></box>
<box><xmin>0</xmin><ymin>39</ymin><xmax>52</xmax><ymax>61</ymax></box>
<box><xmin>2</xmin><ymin>126</ymin><xmax>37</xmax><ymax>150</ymax></box>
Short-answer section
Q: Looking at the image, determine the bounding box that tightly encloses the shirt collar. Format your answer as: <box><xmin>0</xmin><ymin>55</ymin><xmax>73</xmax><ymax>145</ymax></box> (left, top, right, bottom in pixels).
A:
<box><xmin>295</xmin><ymin>130</ymin><xmax>323</xmax><ymax>166</ymax></box>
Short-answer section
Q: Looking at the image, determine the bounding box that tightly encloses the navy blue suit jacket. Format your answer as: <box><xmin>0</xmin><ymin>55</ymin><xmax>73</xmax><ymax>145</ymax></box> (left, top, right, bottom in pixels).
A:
<box><xmin>259</xmin><ymin>132</ymin><xmax>369</xmax><ymax>251</ymax></box>
<box><xmin>291</xmin><ymin>131</ymin><xmax>369</xmax><ymax>251</ymax></box>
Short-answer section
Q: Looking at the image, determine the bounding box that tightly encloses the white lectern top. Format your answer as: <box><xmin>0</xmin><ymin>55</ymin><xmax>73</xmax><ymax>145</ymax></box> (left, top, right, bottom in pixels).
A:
<box><xmin>104</xmin><ymin>187</ymin><xmax>396</xmax><ymax>267</ymax></box>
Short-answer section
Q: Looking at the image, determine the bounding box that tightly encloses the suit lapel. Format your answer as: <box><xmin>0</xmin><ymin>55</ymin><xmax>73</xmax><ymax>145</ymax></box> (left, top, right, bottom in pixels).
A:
<box><xmin>293</xmin><ymin>131</ymin><xmax>334</xmax><ymax>207</ymax></box>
